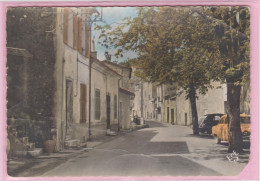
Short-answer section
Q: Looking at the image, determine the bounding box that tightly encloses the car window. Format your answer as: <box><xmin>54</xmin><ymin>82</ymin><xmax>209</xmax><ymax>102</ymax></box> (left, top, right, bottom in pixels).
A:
<box><xmin>199</xmin><ymin>116</ymin><xmax>207</xmax><ymax>124</ymax></box>
<box><xmin>219</xmin><ymin>117</ymin><xmax>225</xmax><ymax>123</ymax></box>
<box><xmin>241</xmin><ymin>117</ymin><xmax>250</xmax><ymax>123</ymax></box>
<box><xmin>214</xmin><ymin>116</ymin><xmax>221</xmax><ymax>121</ymax></box>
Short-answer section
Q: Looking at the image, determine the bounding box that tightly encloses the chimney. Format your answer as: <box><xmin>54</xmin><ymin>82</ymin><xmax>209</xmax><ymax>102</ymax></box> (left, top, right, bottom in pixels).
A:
<box><xmin>91</xmin><ymin>51</ymin><xmax>97</xmax><ymax>59</ymax></box>
<box><xmin>104</xmin><ymin>51</ymin><xmax>111</xmax><ymax>61</ymax></box>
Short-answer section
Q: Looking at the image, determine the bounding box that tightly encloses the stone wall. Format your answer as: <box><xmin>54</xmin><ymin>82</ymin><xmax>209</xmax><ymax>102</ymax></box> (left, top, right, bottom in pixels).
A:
<box><xmin>6</xmin><ymin>7</ymin><xmax>57</xmax><ymax>146</ymax></box>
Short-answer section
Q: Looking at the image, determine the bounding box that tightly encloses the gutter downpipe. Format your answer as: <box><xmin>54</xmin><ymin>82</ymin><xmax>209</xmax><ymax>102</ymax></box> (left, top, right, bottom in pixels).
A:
<box><xmin>88</xmin><ymin>24</ymin><xmax>92</xmax><ymax>140</ymax></box>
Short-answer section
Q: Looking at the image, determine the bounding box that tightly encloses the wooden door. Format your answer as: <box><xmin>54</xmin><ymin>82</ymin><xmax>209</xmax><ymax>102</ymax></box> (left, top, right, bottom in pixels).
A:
<box><xmin>106</xmin><ymin>94</ymin><xmax>111</xmax><ymax>129</ymax></box>
<box><xmin>171</xmin><ymin>109</ymin><xmax>174</xmax><ymax>124</ymax></box>
<box><xmin>80</xmin><ymin>84</ymin><xmax>87</xmax><ymax>123</ymax></box>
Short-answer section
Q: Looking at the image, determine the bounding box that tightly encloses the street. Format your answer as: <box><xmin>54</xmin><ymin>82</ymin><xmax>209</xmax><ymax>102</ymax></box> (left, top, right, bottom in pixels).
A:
<box><xmin>4</xmin><ymin>6</ymin><xmax>255</xmax><ymax>180</ymax></box>
<box><xmin>33</xmin><ymin>120</ymin><xmax>249</xmax><ymax>177</ymax></box>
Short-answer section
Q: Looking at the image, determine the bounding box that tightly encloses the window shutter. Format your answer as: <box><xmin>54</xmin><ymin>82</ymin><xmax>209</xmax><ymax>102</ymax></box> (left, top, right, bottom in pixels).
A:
<box><xmin>95</xmin><ymin>89</ymin><xmax>100</xmax><ymax>120</ymax></box>
<box><xmin>63</xmin><ymin>8</ymin><xmax>69</xmax><ymax>44</ymax></box>
<box><xmin>114</xmin><ymin>95</ymin><xmax>117</xmax><ymax>119</ymax></box>
<box><xmin>80</xmin><ymin>84</ymin><xmax>87</xmax><ymax>123</ymax></box>
<box><xmin>73</xmin><ymin>15</ymin><xmax>78</xmax><ymax>50</ymax></box>
<box><xmin>78</xmin><ymin>18</ymin><xmax>83</xmax><ymax>54</ymax></box>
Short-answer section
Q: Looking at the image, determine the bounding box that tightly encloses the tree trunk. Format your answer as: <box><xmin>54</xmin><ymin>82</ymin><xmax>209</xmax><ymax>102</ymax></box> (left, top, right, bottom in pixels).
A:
<box><xmin>227</xmin><ymin>81</ymin><xmax>243</xmax><ymax>153</ymax></box>
<box><xmin>189</xmin><ymin>85</ymin><xmax>199</xmax><ymax>135</ymax></box>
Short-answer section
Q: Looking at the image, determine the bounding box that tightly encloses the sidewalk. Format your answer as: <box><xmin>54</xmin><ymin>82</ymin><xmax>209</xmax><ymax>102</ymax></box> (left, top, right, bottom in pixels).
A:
<box><xmin>7</xmin><ymin>129</ymin><xmax>134</xmax><ymax>177</ymax></box>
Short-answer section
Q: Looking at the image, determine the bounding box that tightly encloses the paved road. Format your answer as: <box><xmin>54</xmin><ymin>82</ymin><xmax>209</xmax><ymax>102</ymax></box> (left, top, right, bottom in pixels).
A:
<box><xmin>40</xmin><ymin>120</ymin><xmax>249</xmax><ymax>177</ymax></box>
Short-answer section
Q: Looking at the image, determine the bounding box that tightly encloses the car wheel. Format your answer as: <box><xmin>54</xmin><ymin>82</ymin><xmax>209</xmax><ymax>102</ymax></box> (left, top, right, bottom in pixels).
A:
<box><xmin>214</xmin><ymin>135</ymin><xmax>221</xmax><ymax>144</ymax></box>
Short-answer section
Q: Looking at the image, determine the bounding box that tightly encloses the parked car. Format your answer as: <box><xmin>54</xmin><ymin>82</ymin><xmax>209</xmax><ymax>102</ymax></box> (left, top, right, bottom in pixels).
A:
<box><xmin>133</xmin><ymin>115</ymin><xmax>141</xmax><ymax>125</ymax></box>
<box><xmin>212</xmin><ymin>114</ymin><xmax>250</xmax><ymax>144</ymax></box>
<box><xmin>199</xmin><ymin>114</ymin><xmax>224</xmax><ymax>134</ymax></box>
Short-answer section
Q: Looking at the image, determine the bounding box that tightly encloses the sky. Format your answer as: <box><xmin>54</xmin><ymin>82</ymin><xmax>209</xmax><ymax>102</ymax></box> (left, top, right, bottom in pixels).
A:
<box><xmin>92</xmin><ymin>7</ymin><xmax>138</xmax><ymax>62</ymax></box>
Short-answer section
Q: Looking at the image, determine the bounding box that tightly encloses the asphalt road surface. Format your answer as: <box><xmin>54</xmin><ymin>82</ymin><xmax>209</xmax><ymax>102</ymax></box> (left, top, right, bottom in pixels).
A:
<box><xmin>39</xmin><ymin>120</ymin><xmax>249</xmax><ymax>177</ymax></box>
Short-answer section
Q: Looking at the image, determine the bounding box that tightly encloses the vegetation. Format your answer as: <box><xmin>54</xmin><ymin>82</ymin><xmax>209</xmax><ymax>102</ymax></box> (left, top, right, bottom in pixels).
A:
<box><xmin>97</xmin><ymin>6</ymin><xmax>250</xmax><ymax>152</ymax></box>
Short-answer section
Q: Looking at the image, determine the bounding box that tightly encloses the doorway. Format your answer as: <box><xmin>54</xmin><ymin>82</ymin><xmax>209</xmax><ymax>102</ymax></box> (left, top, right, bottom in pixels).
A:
<box><xmin>185</xmin><ymin>113</ymin><xmax>187</xmax><ymax>126</ymax></box>
<box><xmin>171</xmin><ymin>109</ymin><xmax>174</xmax><ymax>124</ymax></box>
<box><xmin>65</xmin><ymin>79</ymin><xmax>73</xmax><ymax>135</ymax></box>
<box><xmin>167</xmin><ymin>107</ymin><xmax>169</xmax><ymax>123</ymax></box>
<box><xmin>106</xmin><ymin>94</ymin><xmax>111</xmax><ymax>129</ymax></box>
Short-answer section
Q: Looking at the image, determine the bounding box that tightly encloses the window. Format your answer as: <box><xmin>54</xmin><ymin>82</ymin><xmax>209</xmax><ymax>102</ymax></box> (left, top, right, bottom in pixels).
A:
<box><xmin>114</xmin><ymin>95</ymin><xmax>117</xmax><ymax>119</ymax></box>
<box><xmin>167</xmin><ymin>107</ymin><xmax>169</xmax><ymax>122</ymax></box>
<box><xmin>78</xmin><ymin>17</ymin><xmax>83</xmax><ymax>54</ymax></box>
<box><xmin>95</xmin><ymin>89</ymin><xmax>100</xmax><ymax>120</ymax></box>
<box><xmin>80</xmin><ymin>84</ymin><xmax>87</xmax><ymax>123</ymax></box>
<box><xmin>63</xmin><ymin>8</ymin><xmax>69</xmax><ymax>44</ymax></box>
<box><xmin>241</xmin><ymin>117</ymin><xmax>250</xmax><ymax>123</ymax></box>
<box><xmin>73</xmin><ymin>15</ymin><xmax>78</xmax><ymax>50</ymax></box>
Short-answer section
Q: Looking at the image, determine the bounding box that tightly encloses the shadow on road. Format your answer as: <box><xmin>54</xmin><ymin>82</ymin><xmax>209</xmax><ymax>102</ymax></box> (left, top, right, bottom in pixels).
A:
<box><xmin>185</xmin><ymin>133</ymin><xmax>214</xmax><ymax>139</ymax></box>
<box><xmin>145</xmin><ymin>120</ymin><xmax>168</xmax><ymax>128</ymax></box>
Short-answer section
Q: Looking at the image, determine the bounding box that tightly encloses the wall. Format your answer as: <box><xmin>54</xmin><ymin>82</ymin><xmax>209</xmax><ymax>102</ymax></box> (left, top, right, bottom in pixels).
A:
<box><xmin>164</xmin><ymin>98</ymin><xmax>177</xmax><ymax>124</ymax></box>
<box><xmin>102</xmin><ymin>61</ymin><xmax>133</xmax><ymax>129</ymax></box>
<box><xmin>6</xmin><ymin>7</ymin><xmax>57</xmax><ymax>148</ymax></box>
<box><xmin>176</xmin><ymin>91</ymin><xmax>192</xmax><ymax>126</ymax></box>
<box><xmin>196</xmin><ymin>81</ymin><xmax>226</xmax><ymax>119</ymax></box>
<box><xmin>175</xmin><ymin>81</ymin><xmax>226</xmax><ymax>126</ymax></box>
<box><xmin>103</xmin><ymin>61</ymin><xmax>131</xmax><ymax>90</ymax></box>
<box><xmin>142</xmin><ymin>82</ymin><xmax>155</xmax><ymax>119</ymax></box>
<box><xmin>156</xmin><ymin>84</ymin><xmax>164</xmax><ymax>122</ymax></box>
<box><xmin>90</xmin><ymin>61</ymin><xmax>120</xmax><ymax>138</ymax></box>
<box><xmin>55</xmin><ymin>8</ymin><xmax>91</xmax><ymax>150</ymax></box>
<box><xmin>119</xmin><ymin>91</ymin><xmax>132</xmax><ymax>129</ymax></box>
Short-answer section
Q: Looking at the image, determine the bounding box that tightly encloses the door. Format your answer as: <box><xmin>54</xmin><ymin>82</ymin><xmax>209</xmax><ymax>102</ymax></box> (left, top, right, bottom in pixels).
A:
<box><xmin>171</xmin><ymin>109</ymin><xmax>174</xmax><ymax>124</ymax></box>
<box><xmin>185</xmin><ymin>113</ymin><xmax>187</xmax><ymax>126</ymax></box>
<box><xmin>66</xmin><ymin>79</ymin><xmax>73</xmax><ymax>134</ymax></box>
<box><xmin>167</xmin><ymin>107</ymin><xmax>169</xmax><ymax>123</ymax></box>
<box><xmin>106</xmin><ymin>94</ymin><xmax>111</xmax><ymax>129</ymax></box>
<box><xmin>80</xmin><ymin>84</ymin><xmax>87</xmax><ymax>123</ymax></box>
<box><xmin>119</xmin><ymin>102</ymin><xmax>122</xmax><ymax>130</ymax></box>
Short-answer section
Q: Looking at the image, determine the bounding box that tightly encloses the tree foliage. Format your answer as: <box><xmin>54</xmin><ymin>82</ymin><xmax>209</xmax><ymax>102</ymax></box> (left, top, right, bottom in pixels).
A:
<box><xmin>97</xmin><ymin>6</ymin><xmax>250</xmax><ymax>139</ymax></box>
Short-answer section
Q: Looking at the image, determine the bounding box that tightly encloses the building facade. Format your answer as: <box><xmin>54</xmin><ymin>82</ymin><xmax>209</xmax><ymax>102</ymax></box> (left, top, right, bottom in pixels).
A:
<box><xmin>6</xmin><ymin>7</ymin><xmax>134</xmax><ymax>155</ymax></box>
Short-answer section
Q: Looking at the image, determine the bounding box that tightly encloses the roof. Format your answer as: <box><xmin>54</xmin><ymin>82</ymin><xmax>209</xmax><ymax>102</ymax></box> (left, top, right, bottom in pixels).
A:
<box><xmin>92</xmin><ymin>58</ymin><xmax>122</xmax><ymax>78</ymax></box>
<box><xmin>131</xmin><ymin>65</ymin><xmax>141</xmax><ymax>69</ymax></box>
<box><xmin>119</xmin><ymin>87</ymin><xmax>135</xmax><ymax>96</ymax></box>
<box><xmin>103</xmin><ymin>60</ymin><xmax>131</xmax><ymax>70</ymax></box>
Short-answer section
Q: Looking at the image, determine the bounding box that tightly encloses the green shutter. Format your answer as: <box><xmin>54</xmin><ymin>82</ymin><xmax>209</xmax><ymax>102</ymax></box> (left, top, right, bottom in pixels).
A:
<box><xmin>114</xmin><ymin>95</ymin><xmax>117</xmax><ymax>119</ymax></box>
<box><xmin>95</xmin><ymin>89</ymin><xmax>100</xmax><ymax>120</ymax></box>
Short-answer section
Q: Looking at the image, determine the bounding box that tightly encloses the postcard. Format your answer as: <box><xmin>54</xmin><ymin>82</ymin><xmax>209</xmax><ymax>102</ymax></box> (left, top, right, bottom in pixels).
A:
<box><xmin>0</xmin><ymin>0</ymin><xmax>259</xmax><ymax>180</ymax></box>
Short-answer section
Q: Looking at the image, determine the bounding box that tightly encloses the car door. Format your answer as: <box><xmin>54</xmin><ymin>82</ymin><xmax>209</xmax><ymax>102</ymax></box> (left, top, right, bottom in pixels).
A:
<box><xmin>217</xmin><ymin>116</ymin><xmax>225</xmax><ymax>140</ymax></box>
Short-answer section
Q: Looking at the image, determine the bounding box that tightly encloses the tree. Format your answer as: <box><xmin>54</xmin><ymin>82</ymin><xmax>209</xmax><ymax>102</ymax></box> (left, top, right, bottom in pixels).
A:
<box><xmin>204</xmin><ymin>6</ymin><xmax>250</xmax><ymax>152</ymax></box>
<box><xmin>97</xmin><ymin>7</ymin><xmax>220</xmax><ymax>135</ymax></box>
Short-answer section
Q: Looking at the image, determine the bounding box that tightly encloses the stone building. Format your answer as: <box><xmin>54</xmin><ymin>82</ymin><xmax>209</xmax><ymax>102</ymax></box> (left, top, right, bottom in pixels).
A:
<box><xmin>6</xmin><ymin>7</ymin><xmax>134</xmax><ymax>156</ymax></box>
<box><xmin>130</xmin><ymin>66</ymin><xmax>156</xmax><ymax>122</ymax></box>
<box><xmin>163</xmin><ymin>83</ymin><xmax>177</xmax><ymax>124</ymax></box>
<box><xmin>142</xmin><ymin>82</ymin><xmax>156</xmax><ymax>120</ymax></box>
<box><xmin>102</xmin><ymin>60</ymin><xmax>135</xmax><ymax>130</ymax></box>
